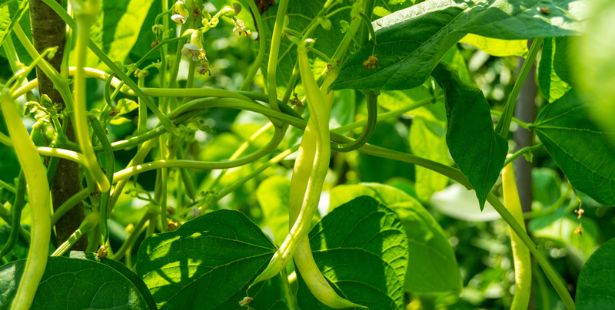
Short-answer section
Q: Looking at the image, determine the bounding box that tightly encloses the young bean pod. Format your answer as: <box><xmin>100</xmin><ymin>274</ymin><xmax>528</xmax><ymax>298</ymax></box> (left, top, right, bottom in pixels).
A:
<box><xmin>502</xmin><ymin>162</ymin><xmax>532</xmax><ymax>310</ymax></box>
<box><xmin>2</xmin><ymin>93</ymin><xmax>52</xmax><ymax>310</ymax></box>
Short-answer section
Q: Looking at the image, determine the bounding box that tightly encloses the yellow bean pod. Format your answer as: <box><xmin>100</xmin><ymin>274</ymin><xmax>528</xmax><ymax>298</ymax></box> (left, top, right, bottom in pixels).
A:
<box><xmin>502</xmin><ymin>162</ymin><xmax>532</xmax><ymax>310</ymax></box>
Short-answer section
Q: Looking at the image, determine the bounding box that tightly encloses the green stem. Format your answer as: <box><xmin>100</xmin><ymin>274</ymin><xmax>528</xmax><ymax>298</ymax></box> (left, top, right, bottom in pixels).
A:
<box><xmin>40</xmin><ymin>0</ymin><xmax>179</xmax><ymax>136</ymax></box>
<box><xmin>51</xmin><ymin>187</ymin><xmax>93</xmax><ymax>225</ymax></box>
<box><xmin>504</xmin><ymin>143</ymin><xmax>543</xmax><ymax>166</ymax></box>
<box><xmin>495</xmin><ymin>38</ymin><xmax>544</xmax><ymax>137</ymax></box>
<box><xmin>240</xmin><ymin>0</ymin><xmax>266</xmax><ymax>90</ymax></box>
<box><xmin>89</xmin><ymin>117</ymin><xmax>114</xmax><ymax>241</ymax></box>
<box><xmin>72</xmin><ymin>3</ymin><xmax>110</xmax><ymax>192</ymax></box>
<box><xmin>111</xmin><ymin>209</ymin><xmax>151</xmax><ymax>261</ymax></box>
<box><xmin>51</xmin><ymin>212</ymin><xmax>99</xmax><ymax>256</ymax></box>
<box><xmin>0</xmin><ymin>174</ymin><xmax>26</xmax><ymax>258</ymax></box>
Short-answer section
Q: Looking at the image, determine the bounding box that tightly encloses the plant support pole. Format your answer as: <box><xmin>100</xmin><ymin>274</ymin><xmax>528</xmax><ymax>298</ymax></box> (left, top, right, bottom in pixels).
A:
<box><xmin>30</xmin><ymin>0</ymin><xmax>88</xmax><ymax>249</ymax></box>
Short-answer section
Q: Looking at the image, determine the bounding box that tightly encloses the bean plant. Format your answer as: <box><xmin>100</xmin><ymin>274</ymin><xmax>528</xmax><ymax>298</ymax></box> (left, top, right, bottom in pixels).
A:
<box><xmin>0</xmin><ymin>0</ymin><xmax>614</xmax><ymax>309</ymax></box>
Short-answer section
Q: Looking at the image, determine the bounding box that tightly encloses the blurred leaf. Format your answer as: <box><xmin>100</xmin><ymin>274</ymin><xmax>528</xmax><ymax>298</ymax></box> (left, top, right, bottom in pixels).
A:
<box><xmin>256</xmin><ymin>175</ymin><xmax>290</xmax><ymax>245</ymax></box>
<box><xmin>410</xmin><ymin>104</ymin><xmax>450</xmax><ymax>201</ymax></box>
<box><xmin>531</xmin><ymin>168</ymin><xmax>562</xmax><ymax>207</ymax></box>
<box><xmin>572</xmin><ymin>0</ymin><xmax>615</xmax><ymax>141</ymax></box>
<box><xmin>297</xmin><ymin>196</ymin><xmax>408</xmax><ymax>308</ymax></box>
<box><xmin>333</xmin><ymin>0</ymin><xmax>584</xmax><ymax>90</ymax></box>
<box><xmin>135</xmin><ymin>210</ymin><xmax>276</xmax><ymax>309</ymax></box>
<box><xmin>330</xmin><ymin>89</ymin><xmax>356</xmax><ymax>128</ymax></box>
<box><xmin>330</xmin><ymin>183</ymin><xmax>462</xmax><ymax>293</ymax></box>
<box><xmin>460</xmin><ymin>34</ymin><xmax>527</xmax><ymax>57</ymax></box>
<box><xmin>430</xmin><ymin>184</ymin><xmax>500</xmax><ymax>222</ymax></box>
<box><xmin>535</xmin><ymin>91</ymin><xmax>615</xmax><ymax>205</ymax></box>
<box><xmin>576</xmin><ymin>238</ymin><xmax>615</xmax><ymax>310</ymax></box>
<box><xmin>529</xmin><ymin>209</ymin><xmax>598</xmax><ymax>262</ymax></box>
<box><xmin>432</xmin><ymin>64</ymin><xmax>507</xmax><ymax>207</ymax></box>
<box><xmin>0</xmin><ymin>256</ymin><xmax>152</xmax><ymax>309</ymax></box>
<box><xmin>0</xmin><ymin>0</ymin><xmax>27</xmax><ymax>47</ymax></box>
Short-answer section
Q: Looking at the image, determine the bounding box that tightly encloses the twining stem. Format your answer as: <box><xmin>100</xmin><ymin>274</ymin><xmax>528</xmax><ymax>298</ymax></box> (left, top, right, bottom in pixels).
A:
<box><xmin>51</xmin><ymin>212</ymin><xmax>99</xmax><ymax>256</ymax></box>
<box><xmin>72</xmin><ymin>0</ymin><xmax>110</xmax><ymax>192</ymax></box>
<box><xmin>240</xmin><ymin>0</ymin><xmax>266</xmax><ymax>90</ymax></box>
<box><xmin>495</xmin><ymin>38</ymin><xmax>544</xmax><ymax>138</ymax></box>
<box><xmin>2</xmin><ymin>93</ymin><xmax>52</xmax><ymax>310</ymax></box>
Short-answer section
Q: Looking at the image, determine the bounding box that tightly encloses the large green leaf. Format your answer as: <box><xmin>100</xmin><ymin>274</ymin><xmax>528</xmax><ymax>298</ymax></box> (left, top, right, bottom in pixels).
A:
<box><xmin>135</xmin><ymin>210</ymin><xmax>277</xmax><ymax>309</ymax></box>
<box><xmin>432</xmin><ymin>64</ymin><xmax>508</xmax><ymax>207</ymax></box>
<box><xmin>534</xmin><ymin>91</ymin><xmax>615</xmax><ymax>205</ymax></box>
<box><xmin>297</xmin><ymin>196</ymin><xmax>408</xmax><ymax>308</ymax></box>
<box><xmin>329</xmin><ymin>184</ymin><xmax>462</xmax><ymax>293</ymax></box>
<box><xmin>0</xmin><ymin>256</ymin><xmax>152</xmax><ymax>309</ymax></box>
<box><xmin>576</xmin><ymin>238</ymin><xmax>615</xmax><ymax>309</ymax></box>
<box><xmin>332</xmin><ymin>0</ymin><xmax>584</xmax><ymax>90</ymax></box>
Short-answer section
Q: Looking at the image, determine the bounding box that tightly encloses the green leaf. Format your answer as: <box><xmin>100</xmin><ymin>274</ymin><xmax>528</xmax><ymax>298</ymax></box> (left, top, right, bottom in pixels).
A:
<box><xmin>69</xmin><ymin>251</ymin><xmax>158</xmax><ymax>310</ymax></box>
<box><xmin>410</xmin><ymin>112</ymin><xmax>451</xmax><ymax>201</ymax></box>
<box><xmin>529</xmin><ymin>209</ymin><xmax>598</xmax><ymax>261</ymax></box>
<box><xmin>460</xmin><ymin>34</ymin><xmax>527</xmax><ymax>57</ymax></box>
<box><xmin>135</xmin><ymin>209</ymin><xmax>277</xmax><ymax>309</ymax></box>
<box><xmin>329</xmin><ymin>184</ymin><xmax>462</xmax><ymax>293</ymax></box>
<box><xmin>256</xmin><ymin>175</ymin><xmax>290</xmax><ymax>245</ymax></box>
<box><xmin>0</xmin><ymin>256</ymin><xmax>151</xmax><ymax>309</ymax></box>
<box><xmin>0</xmin><ymin>0</ymin><xmax>27</xmax><ymax>47</ymax></box>
<box><xmin>538</xmin><ymin>37</ymin><xmax>572</xmax><ymax>103</ymax></box>
<box><xmin>534</xmin><ymin>91</ymin><xmax>615</xmax><ymax>205</ymax></box>
<box><xmin>297</xmin><ymin>196</ymin><xmax>408</xmax><ymax>308</ymax></box>
<box><xmin>432</xmin><ymin>64</ymin><xmax>508</xmax><ymax>207</ymax></box>
<box><xmin>332</xmin><ymin>0</ymin><xmax>584</xmax><ymax>90</ymax></box>
<box><xmin>576</xmin><ymin>238</ymin><xmax>615</xmax><ymax>309</ymax></box>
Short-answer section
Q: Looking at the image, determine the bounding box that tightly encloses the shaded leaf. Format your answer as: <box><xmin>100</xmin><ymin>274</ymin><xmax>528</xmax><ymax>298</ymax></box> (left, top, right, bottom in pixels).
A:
<box><xmin>0</xmin><ymin>256</ymin><xmax>151</xmax><ymax>309</ymax></box>
<box><xmin>297</xmin><ymin>196</ymin><xmax>408</xmax><ymax>308</ymax></box>
<box><xmin>329</xmin><ymin>184</ymin><xmax>462</xmax><ymax>293</ymax></box>
<box><xmin>535</xmin><ymin>91</ymin><xmax>615</xmax><ymax>205</ymax></box>
<box><xmin>135</xmin><ymin>210</ymin><xmax>276</xmax><ymax>309</ymax></box>
<box><xmin>576</xmin><ymin>238</ymin><xmax>615</xmax><ymax>309</ymax></box>
<box><xmin>432</xmin><ymin>64</ymin><xmax>507</xmax><ymax>207</ymax></box>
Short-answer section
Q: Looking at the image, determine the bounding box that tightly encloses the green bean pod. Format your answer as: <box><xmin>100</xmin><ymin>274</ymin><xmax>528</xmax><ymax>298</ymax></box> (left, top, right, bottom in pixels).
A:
<box><xmin>253</xmin><ymin>40</ymin><xmax>362</xmax><ymax>308</ymax></box>
<box><xmin>2</xmin><ymin>93</ymin><xmax>52</xmax><ymax>310</ymax></box>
